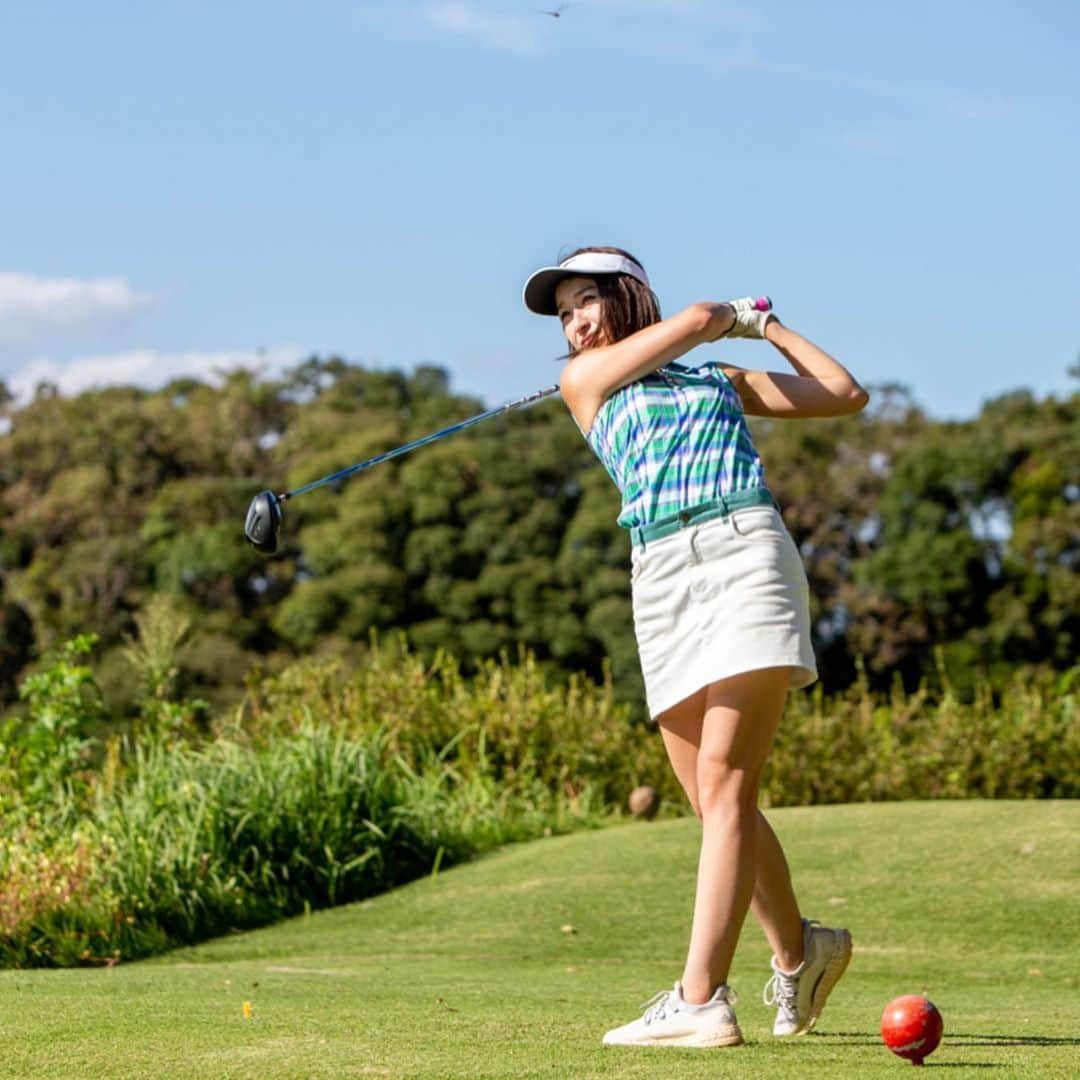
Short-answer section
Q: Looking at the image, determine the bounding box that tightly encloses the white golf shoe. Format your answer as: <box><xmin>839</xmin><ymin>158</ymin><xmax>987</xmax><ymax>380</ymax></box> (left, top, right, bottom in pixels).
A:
<box><xmin>602</xmin><ymin>981</ymin><xmax>743</xmax><ymax>1048</ymax></box>
<box><xmin>763</xmin><ymin>919</ymin><xmax>852</xmax><ymax>1036</ymax></box>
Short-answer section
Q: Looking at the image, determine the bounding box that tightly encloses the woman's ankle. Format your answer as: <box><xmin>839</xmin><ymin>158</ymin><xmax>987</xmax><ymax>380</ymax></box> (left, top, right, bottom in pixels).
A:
<box><xmin>681</xmin><ymin>977</ymin><xmax>722</xmax><ymax>1006</ymax></box>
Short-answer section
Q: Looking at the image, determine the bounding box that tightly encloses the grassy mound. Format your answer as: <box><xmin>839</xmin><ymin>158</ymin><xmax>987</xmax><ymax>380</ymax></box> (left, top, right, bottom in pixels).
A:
<box><xmin>0</xmin><ymin>800</ymin><xmax>1076</xmax><ymax>1078</ymax></box>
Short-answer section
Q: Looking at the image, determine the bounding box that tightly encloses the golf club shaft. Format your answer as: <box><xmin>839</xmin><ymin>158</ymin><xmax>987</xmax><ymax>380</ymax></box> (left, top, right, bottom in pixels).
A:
<box><xmin>281</xmin><ymin>384</ymin><xmax>561</xmax><ymax>501</ymax></box>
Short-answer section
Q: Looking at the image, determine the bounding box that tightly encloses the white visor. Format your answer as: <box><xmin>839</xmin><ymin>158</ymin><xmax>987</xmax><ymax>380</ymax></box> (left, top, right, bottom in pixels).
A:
<box><xmin>522</xmin><ymin>252</ymin><xmax>651</xmax><ymax>316</ymax></box>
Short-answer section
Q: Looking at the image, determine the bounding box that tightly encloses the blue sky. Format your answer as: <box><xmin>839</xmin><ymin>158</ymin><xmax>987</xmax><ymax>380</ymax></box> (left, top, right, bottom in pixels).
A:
<box><xmin>1</xmin><ymin>0</ymin><xmax>1077</xmax><ymax>419</ymax></box>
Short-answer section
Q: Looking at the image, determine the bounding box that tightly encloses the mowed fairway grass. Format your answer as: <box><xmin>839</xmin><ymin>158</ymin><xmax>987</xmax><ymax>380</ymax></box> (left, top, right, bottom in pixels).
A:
<box><xmin>1</xmin><ymin>801</ymin><xmax>1077</xmax><ymax>1078</ymax></box>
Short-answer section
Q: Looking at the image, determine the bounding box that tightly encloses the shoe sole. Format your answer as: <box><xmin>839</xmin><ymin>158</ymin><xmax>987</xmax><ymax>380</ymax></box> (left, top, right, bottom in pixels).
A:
<box><xmin>803</xmin><ymin>929</ymin><xmax>852</xmax><ymax>1034</ymax></box>
<box><xmin>604</xmin><ymin>1030</ymin><xmax>744</xmax><ymax>1049</ymax></box>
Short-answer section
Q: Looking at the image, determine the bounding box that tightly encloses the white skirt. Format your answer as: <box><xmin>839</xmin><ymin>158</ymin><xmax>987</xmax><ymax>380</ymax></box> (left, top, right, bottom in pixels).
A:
<box><xmin>630</xmin><ymin>503</ymin><xmax>818</xmax><ymax>719</ymax></box>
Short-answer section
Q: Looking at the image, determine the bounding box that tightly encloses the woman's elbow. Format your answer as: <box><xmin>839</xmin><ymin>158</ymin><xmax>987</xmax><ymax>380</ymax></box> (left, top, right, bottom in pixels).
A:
<box><xmin>847</xmin><ymin>384</ymin><xmax>870</xmax><ymax>413</ymax></box>
<box><xmin>826</xmin><ymin>381</ymin><xmax>869</xmax><ymax>416</ymax></box>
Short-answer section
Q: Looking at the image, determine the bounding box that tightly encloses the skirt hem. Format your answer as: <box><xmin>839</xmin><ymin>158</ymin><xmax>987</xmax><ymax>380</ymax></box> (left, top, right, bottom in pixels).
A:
<box><xmin>648</xmin><ymin>656</ymin><xmax>817</xmax><ymax>720</ymax></box>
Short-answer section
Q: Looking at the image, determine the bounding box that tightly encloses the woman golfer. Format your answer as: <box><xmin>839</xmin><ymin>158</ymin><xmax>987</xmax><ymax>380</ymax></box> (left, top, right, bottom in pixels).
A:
<box><xmin>523</xmin><ymin>247</ymin><xmax>864</xmax><ymax>1048</ymax></box>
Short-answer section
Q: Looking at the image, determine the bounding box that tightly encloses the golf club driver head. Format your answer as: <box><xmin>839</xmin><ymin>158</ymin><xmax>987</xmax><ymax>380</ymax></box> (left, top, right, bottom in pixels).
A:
<box><xmin>244</xmin><ymin>490</ymin><xmax>283</xmax><ymax>554</ymax></box>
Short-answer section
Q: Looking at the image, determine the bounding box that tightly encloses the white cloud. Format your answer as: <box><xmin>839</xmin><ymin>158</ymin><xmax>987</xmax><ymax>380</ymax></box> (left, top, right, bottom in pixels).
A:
<box><xmin>7</xmin><ymin>345</ymin><xmax>306</xmax><ymax>402</ymax></box>
<box><xmin>418</xmin><ymin>3</ymin><xmax>543</xmax><ymax>53</ymax></box>
<box><xmin>0</xmin><ymin>272</ymin><xmax>154</xmax><ymax>346</ymax></box>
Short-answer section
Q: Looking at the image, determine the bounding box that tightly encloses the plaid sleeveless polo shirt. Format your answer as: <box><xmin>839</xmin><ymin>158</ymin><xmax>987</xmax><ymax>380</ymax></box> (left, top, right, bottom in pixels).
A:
<box><xmin>585</xmin><ymin>360</ymin><xmax>767</xmax><ymax>529</ymax></box>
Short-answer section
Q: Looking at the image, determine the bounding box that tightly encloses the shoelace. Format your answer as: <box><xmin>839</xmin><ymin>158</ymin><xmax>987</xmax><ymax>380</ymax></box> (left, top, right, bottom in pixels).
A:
<box><xmin>639</xmin><ymin>990</ymin><xmax>672</xmax><ymax>1025</ymax></box>
<box><xmin>764</xmin><ymin>920</ymin><xmax>818</xmax><ymax>1016</ymax></box>
<box><xmin>639</xmin><ymin>985</ymin><xmax>739</xmax><ymax>1025</ymax></box>
<box><xmin>762</xmin><ymin>969</ymin><xmax>799</xmax><ymax>1019</ymax></box>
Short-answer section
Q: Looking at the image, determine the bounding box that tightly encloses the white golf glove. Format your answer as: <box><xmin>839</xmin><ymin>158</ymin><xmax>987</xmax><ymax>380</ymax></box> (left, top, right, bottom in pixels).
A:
<box><xmin>724</xmin><ymin>296</ymin><xmax>775</xmax><ymax>340</ymax></box>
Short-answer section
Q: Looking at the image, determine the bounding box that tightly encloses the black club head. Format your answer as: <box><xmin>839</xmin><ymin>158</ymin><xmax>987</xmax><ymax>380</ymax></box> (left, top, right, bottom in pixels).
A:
<box><xmin>244</xmin><ymin>490</ymin><xmax>283</xmax><ymax>554</ymax></box>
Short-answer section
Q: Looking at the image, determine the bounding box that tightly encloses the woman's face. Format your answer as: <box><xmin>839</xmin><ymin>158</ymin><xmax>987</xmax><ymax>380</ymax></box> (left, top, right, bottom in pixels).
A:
<box><xmin>554</xmin><ymin>275</ymin><xmax>605</xmax><ymax>353</ymax></box>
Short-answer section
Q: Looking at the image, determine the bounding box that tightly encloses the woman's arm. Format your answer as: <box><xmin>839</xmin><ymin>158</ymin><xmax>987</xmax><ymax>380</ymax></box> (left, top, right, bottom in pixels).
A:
<box><xmin>561</xmin><ymin>302</ymin><xmax>735</xmax><ymax>433</ymax></box>
<box><xmin>720</xmin><ymin>319</ymin><xmax>869</xmax><ymax>419</ymax></box>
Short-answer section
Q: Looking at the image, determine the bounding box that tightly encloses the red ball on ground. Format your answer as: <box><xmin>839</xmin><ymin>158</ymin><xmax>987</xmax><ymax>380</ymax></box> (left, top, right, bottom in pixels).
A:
<box><xmin>880</xmin><ymin>995</ymin><xmax>943</xmax><ymax>1065</ymax></box>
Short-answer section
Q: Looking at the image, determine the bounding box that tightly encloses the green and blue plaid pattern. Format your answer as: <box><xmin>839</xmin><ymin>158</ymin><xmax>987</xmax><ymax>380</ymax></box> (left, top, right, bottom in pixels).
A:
<box><xmin>586</xmin><ymin>361</ymin><xmax>766</xmax><ymax>529</ymax></box>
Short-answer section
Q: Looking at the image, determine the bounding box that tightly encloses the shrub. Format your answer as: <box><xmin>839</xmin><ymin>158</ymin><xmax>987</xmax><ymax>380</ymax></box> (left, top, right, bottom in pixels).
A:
<box><xmin>1</xmin><ymin>635</ymin><xmax>1075</xmax><ymax>968</ymax></box>
<box><xmin>3</xmin><ymin>635</ymin><xmax>103</xmax><ymax>817</ymax></box>
<box><xmin>765</xmin><ymin>658</ymin><xmax>1079</xmax><ymax>806</ymax></box>
<box><xmin>235</xmin><ymin>640</ymin><xmax>670</xmax><ymax>809</ymax></box>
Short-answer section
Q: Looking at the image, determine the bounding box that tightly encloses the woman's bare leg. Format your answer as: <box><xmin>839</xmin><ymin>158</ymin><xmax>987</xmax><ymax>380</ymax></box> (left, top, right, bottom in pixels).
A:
<box><xmin>659</xmin><ymin>693</ymin><xmax>804</xmax><ymax>969</ymax></box>
<box><xmin>751</xmin><ymin>813</ymin><xmax>804</xmax><ymax>972</ymax></box>
<box><xmin>657</xmin><ymin>668</ymin><xmax>803</xmax><ymax>1000</ymax></box>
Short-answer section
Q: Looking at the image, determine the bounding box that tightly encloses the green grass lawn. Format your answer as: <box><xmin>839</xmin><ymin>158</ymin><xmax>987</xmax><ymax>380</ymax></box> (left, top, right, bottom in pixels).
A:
<box><xmin>2</xmin><ymin>801</ymin><xmax>1077</xmax><ymax>1078</ymax></box>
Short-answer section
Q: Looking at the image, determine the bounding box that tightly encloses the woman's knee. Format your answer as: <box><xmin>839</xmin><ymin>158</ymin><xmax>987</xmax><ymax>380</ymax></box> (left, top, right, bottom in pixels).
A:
<box><xmin>696</xmin><ymin>759</ymin><xmax>761</xmax><ymax>818</ymax></box>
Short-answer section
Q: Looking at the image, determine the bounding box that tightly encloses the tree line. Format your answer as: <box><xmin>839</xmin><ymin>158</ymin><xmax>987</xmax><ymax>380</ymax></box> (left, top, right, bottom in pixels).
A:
<box><xmin>0</xmin><ymin>358</ymin><xmax>1075</xmax><ymax>718</ymax></box>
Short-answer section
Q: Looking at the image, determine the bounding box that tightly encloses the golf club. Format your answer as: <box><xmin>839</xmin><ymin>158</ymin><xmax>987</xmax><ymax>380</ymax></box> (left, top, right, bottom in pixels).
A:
<box><xmin>244</xmin><ymin>296</ymin><xmax>773</xmax><ymax>554</ymax></box>
<box><xmin>244</xmin><ymin>383</ymin><xmax>561</xmax><ymax>554</ymax></box>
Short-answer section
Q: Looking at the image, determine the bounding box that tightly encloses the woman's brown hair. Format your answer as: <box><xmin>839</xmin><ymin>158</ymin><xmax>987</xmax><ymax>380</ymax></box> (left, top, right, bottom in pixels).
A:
<box><xmin>561</xmin><ymin>245</ymin><xmax>661</xmax><ymax>354</ymax></box>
